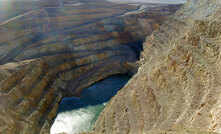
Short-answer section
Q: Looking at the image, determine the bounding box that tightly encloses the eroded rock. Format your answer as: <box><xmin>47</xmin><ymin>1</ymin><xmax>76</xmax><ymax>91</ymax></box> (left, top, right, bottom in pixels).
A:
<box><xmin>94</xmin><ymin>0</ymin><xmax>221</xmax><ymax>133</ymax></box>
<box><xmin>0</xmin><ymin>0</ymin><xmax>181</xmax><ymax>133</ymax></box>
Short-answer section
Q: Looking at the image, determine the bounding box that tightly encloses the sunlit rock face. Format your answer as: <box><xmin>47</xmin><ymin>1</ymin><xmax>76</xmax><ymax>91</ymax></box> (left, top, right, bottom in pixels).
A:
<box><xmin>0</xmin><ymin>0</ymin><xmax>182</xmax><ymax>133</ymax></box>
<box><xmin>94</xmin><ymin>0</ymin><xmax>221</xmax><ymax>133</ymax></box>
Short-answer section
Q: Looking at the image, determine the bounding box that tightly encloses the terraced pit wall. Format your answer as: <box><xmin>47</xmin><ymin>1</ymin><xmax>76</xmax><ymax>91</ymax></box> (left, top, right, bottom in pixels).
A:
<box><xmin>0</xmin><ymin>0</ymin><xmax>182</xmax><ymax>133</ymax></box>
<box><xmin>94</xmin><ymin>0</ymin><xmax>221</xmax><ymax>133</ymax></box>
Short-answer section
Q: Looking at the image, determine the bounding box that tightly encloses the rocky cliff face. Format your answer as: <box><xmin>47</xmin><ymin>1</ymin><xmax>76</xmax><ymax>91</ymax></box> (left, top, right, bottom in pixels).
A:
<box><xmin>0</xmin><ymin>0</ymin><xmax>181</xmax><ymax>133</ymax></box>
<box><xmin>94</xmin><ymin>0</ymin><xmax>221</xmax><ymax>133</ymax></box>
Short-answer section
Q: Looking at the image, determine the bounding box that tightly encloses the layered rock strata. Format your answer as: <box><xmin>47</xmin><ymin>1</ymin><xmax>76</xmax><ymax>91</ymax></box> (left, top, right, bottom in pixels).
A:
<box><xmin>0</xmin><ymin>0</ymin><xmax>182</xmax><ymax>133</ymax></box>
<box><xmin>94</xmin><ymin>0</ymin><xmax>221</xmax><ymax>133</ymax></box>
<box><xmin>0</xmin><ymin>1</ymin><xmax>181</xmax><ymax>64</ymax></box>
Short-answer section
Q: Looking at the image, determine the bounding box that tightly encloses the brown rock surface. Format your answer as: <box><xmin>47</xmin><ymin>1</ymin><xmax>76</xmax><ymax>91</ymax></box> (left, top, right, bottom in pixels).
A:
<box><xmin>0</xmin><ymin>1</ymin><xmax>180</xmax><ymax>64</ymax></box>
<box><xmin>0</xmin><ymin>0</ymin><xmax>181</xmax><ymax>133</ymax></box>
<box><xmin>94</xmin><ymin>0</ymin><xmax>221</xmax><ymax>133</ymax></box>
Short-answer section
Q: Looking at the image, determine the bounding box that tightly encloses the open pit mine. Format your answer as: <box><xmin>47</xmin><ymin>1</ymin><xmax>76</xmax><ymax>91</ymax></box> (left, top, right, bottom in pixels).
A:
<box><xmin>0</xmin><ymin>0</ymin><xmax>220</xmax><ymax>134</ymax></box>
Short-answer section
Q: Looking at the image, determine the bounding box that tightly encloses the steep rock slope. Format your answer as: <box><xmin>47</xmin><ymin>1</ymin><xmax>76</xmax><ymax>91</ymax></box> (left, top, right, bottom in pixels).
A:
<box><xmin>0</xmin><ymin>1</ymin><xmax>181</xmax><ymax>64</ymax></box>
<box><xmin>94</xmin><ymin>0</ymin><xmax>221</xmax><ymax>133</ymax></box>
<box><xmin>0</xmin><ymin>0</ymin><xmax>182</xmax><ymax>134</ymax></box>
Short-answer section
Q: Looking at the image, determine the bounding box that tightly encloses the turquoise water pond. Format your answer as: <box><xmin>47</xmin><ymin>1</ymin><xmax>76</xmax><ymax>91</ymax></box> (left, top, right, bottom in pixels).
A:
<box><xmin>50</xmin><ymin>75</ymin><xmax>130</xmax><ymax>134</ymax></box>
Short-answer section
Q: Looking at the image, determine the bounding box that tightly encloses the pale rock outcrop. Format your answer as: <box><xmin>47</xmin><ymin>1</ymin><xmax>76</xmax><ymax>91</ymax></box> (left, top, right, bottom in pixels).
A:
<box><xmin>94</xmin><ymin>0</ymin><xmax>221</xmax><ymax>133</ymax></box>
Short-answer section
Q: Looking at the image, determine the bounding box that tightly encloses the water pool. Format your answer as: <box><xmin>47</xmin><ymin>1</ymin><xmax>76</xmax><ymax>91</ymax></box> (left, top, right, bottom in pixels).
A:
<box><xmin>50</xmin><ymin>75</ymin><xmax>130</xmax><ymax>134</ymax></box>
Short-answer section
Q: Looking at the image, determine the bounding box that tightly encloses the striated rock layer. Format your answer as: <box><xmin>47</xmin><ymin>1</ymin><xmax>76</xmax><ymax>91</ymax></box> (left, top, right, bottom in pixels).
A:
<box><xmin>0</xmin><ymin>0</ymin><xmax>182</xmax><ymax>133</ymax></box>
<box><xmin>0</xmin><ymin>0</ymin><xmax>181</xmax><ymax>64</ymax></box>
<box><xmin>94</xmin><ymin>0</ymin><xmax>221</xmax><ymax>133</ymax></box>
